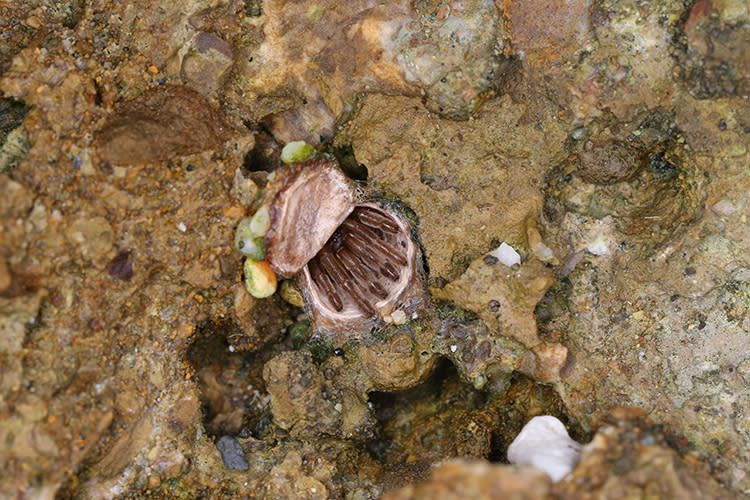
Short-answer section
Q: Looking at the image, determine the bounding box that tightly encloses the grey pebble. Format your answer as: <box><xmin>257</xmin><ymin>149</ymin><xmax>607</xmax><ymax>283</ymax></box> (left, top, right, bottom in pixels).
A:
<box><xmin>216</xmin><ymin>435</ymin><xmax>249</xmax><ymax>470</ymax></box>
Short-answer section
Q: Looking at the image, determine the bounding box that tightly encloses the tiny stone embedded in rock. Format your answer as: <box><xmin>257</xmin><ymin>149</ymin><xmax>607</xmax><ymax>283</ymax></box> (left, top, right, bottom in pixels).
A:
<box><xmin>107</xmin><ymin>250</ymin><xmax>133</xmax><ymax>281</ymax></box>
<box><xmin>216</xmin><ymin>435</ymin><xmax>249</xmax><ymax>471</ymax></box>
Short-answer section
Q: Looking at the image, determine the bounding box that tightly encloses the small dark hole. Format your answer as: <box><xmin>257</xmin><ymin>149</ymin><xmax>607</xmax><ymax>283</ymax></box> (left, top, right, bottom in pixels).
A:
<box><xmin>647</xmin><ymin>152</ymin><xmax>679</xmax><ymax>179</ymax></box>
<box><xmin>332</xmin><ymin>145</ymin><xmax>368</xmax><ymax>182</ymax></box>
<box><xmin>242</xmin><ymin>131</ymin><xmax>282</xmax><ymax>173</ymax></box>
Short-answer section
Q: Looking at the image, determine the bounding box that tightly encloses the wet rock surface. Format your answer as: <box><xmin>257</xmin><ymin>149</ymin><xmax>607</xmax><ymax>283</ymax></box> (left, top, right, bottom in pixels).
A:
<box><xmin>0</xmin><ymin>0</ymin><xmax>749</xmax><ymax>498</ymax></box>
<box><xmin>340</xmin><ymin>93</ymin><xmax>566</xmax><ymax>281</ymax></box>
<box><xmin>677</xmin><ymin>0</ymin><xmax>750</xmax><ymax>98</ymax></box>
<box><xmin>385</xmin><ymin>409</ymin><xmax>736</xmax><ymax>499</ymax></box>
<box><xmin>94</xmin><ymin>85</ymin><xmax>236</xmax><ymax>165</ymax></box>
<box><xmin>433</xmin><ymin>257</ymin><xmax>567</xmax><ymax>384</ymax></box>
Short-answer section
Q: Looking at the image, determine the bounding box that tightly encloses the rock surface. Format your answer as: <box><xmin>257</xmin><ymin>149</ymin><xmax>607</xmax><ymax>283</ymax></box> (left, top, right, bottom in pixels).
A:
<box><xmin>384</xmin><ymin>409</ymin><xmax>737</xmax><ymax>500</ymax></box>
<box><xmin>0</xmin><ymin>0</ymin><xmax>749</xmax><ymax>497</ymax></box>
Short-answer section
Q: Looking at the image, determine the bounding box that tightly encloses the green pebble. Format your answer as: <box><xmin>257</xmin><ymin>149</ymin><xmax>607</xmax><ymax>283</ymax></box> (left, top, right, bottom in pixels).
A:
<box><xmin>280</xmin><ymin>141</ymin><xmax>315</xmax><ymax>164</ymax></box>
<box><xmin>249</xmin><ymin>205</ymin><xmax>270</xmax><ymax>235</ymax></box>
<box><xmin>306</xmin><ymin>339</ymin><xmax>333</xmax><ymax>364</ymax></box>
<box><xmin>235</xmin><ymin>218</ymin><xmax>266</xmax><ymax>260</ymax></box>
<box><xmin>289</xmin><ymin>320</ymin><xmax>311</xmax><ymax>349</ymax></box>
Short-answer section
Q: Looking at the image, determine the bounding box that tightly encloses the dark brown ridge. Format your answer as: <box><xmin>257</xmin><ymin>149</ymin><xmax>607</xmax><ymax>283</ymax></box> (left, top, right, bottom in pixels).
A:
<box><xmin>307</xmin><ymin>205</ymin><xmax>410</xmax><ymax>315</ymax></box>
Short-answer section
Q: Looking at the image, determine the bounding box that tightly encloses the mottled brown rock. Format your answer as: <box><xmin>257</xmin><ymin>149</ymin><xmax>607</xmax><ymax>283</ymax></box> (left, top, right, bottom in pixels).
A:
<box><xmin>385</xmin><ymin>411</ymin><xmax>738</xmax><ymax>499</ymax></box>
<box><xmin>577</xmin><ymin>139</ymin><xmax>644</xmax><ymax>185</ymax></box>
<box><xmin>261</xmin><ymin>449</ymin><xmax>329</xmax><ymax>499</ymax></box>
<box><xmin>503</xmin><ymin>0</ymin><xmax>592</xmax><ymax>64</ymax></box>
<box><xmin>231</xmin><ymin>284</ymin><xmax>286</xmax><ymax>352</ymax></box>
<box><xmin>544</xmin><ymin>102</ymin><xmax>748</xmax><ymax>490</ymax></box>
<box><xmin>1</xmin><ymin>0</ymin><xmax>749</xmax><ymax>496</ymax></box>
<box><xmin>380</xmin><ymin>402</ymin><xmax>495</xmax><ymax>466</ymax></box>
<box><xmin>679</xmin><ymin>0</ymin><xmax>750</xmax><ymax>98</ymax></box>
<box><xmin>357</xmin><ymin>330</ymin><xmax>437</xmax><ymax>392</ymax></box>
<box><xmin>181</xmin><ymin>32</ymin><xmax>234</xmax><ymax>97</ymax></box>
<box><xmin>229</xmin><ymin>0</ymin><xmax>504</xmax><ymax>142</ymax></box>
<box><xmin>432</xmin><ymin>302</ymin><xmax>534</xmax><ymax>389</ymax></box>
<box><xmin>382</xmin><ymin>460</ymin><xmax>552</xmax><ymax>500</ymax></box>
<box><xmin>63</xmin><ymin>216</ymin><xmax>114</xmax><ymax>268</ymax></box>
<box><xmin>263</xmin><ymin>351</ymin><xmax>374</xmax><ymax>439</ymax></box>
<box><xmin>545</xmin><ymin>143</ymin><xmax>705</xmax><ymax>253</ymax></box>
<box><xmin>523</xmin><ymin>1</ymin><xmax>679</xmax><ymax>123</ymax></box>
<box><xmin>97</xmin><ymin>412</ymin><xmax>154</xmax><ymax>478</ymax></box>
<box><xmin>434</xmin><ymin>257</ymin><xmax>567</xmax><ymax>382</ymax></box>
<box><xmin>94</xmin><ymin>85</ymin><xmax>234</xmax><ymax>165</ymax></box>
<box><xmin>555</xmin><ymin>410</ymin><xmax>738</xmax><ymax>500</ymax></box>
<box><xmin>0</xmin><ymin>5</ymin><xmax>39</xmax><ymax>75</ymax></box>
<box><xmin>345</xmin><ymin>94</ymin><xmax>565</xmax><ymax>280</ymax></box>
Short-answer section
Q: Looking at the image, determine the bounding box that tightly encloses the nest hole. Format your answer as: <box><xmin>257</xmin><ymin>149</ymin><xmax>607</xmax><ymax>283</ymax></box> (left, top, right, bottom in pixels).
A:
<box><xmin>186</xmin><ymin>320</ymin><xmax>271</xmax><ymax>439</ymax></box>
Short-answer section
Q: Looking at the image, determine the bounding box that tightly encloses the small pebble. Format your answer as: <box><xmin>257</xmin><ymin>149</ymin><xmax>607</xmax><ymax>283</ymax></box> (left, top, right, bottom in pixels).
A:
<box><xmin>570</xmin><ymin>127</ymin><xmax>587</xmax><ymax>140</ymax></box>
<box><xmin>25</xmin><ymin>15</ymin><xmax>42</xmax><ymax>28</ymax></box>
<box><xmin>586</xmin><ymin>232</ymin><xmax>609</xmax><ymax>256</ymax></box>
<box><xmin>216</xmin><ymin>435</ymin><xmax>249</xmax><ymax>470</ymax></box>
<box><xmin>280</xmin><ymin>141</ymin><xmax>314</xmax><ymax>164</ymax></box>
<box><xmin>489</xmin><ymin>242</ymin><xmax>521</xmax><ymax>267</ymax></box>
<box><xmin>711</xmin><ymin>199</ymin><xmax>734</xmax><ymax>217</ymax></box>
<box><xmin>107</xmin><ymin>250</ymin><xmax>133</xmax><ymax>281</ymax></box>
<box><xmin>390</xmin><ymin>309</ymin><xmax>407</xmax><ymax>324</ymax></box>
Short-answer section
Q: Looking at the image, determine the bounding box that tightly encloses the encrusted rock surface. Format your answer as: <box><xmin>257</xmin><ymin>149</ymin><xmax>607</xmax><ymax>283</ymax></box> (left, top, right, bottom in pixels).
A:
<box><xmin>1</xmin><ymin>0</ymin><xmax>749</xmax><ymax>497</ymax></box>
<box><xmin>94</xmin><ymin>85</ymin><xmax>237</xmax><ymax>165</ymax></box>
<box><xmin>384</xmin><ymin>409</ymin><xmax>737</xmax><ymax>500</ymax></box>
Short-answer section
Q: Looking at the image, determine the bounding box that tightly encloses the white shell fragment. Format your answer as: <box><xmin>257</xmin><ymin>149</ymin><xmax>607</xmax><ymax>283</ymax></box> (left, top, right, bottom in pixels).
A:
<box><xmin>586</xmin><ymin>231</ymin><xmax>609</xmax><ymax>256</ymax></box>
<box><xmin>389</xmin><ymin>310</ymin><xmax>407</xmax><ymax>324</ymax></box>
<box><xmin>489</xmin><ymin>242</ymin><xmax>521</xmax><ymax>267</ymax></box>
<box><xmin>507</xmin><ymin>415</ymin><xmax>582</xmax><ymax>482</ymax></box>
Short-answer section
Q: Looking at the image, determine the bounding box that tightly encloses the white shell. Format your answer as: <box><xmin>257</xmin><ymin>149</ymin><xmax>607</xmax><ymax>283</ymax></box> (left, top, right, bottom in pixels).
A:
<box><xmin>507</xmin><ymin>415</ymin><xmax>581</xmax><ymax>482</ymax></box>
<box><xmin>489</xmin><ymin>242</ymin><xmax>521</xmax><ymax>267</ymax></box>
